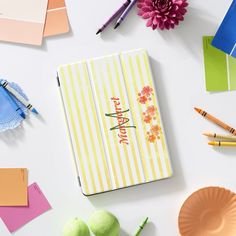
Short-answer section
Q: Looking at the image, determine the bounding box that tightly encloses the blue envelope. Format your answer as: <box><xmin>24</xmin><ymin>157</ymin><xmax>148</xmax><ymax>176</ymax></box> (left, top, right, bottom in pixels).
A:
<box><xmin>212</xmin><ymin>0</ymin><xmax>236</xmax><ymax>58</ymax></box>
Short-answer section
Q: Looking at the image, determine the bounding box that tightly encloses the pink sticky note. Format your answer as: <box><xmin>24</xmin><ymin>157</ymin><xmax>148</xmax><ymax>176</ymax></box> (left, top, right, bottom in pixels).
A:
<box><xmin>0</xmin><ymin>183</ymin><xmax>51</xmax><ymax>233</ymax></box>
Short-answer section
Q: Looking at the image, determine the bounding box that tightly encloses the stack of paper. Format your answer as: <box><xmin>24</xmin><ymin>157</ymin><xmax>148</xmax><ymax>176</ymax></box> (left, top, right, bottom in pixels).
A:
<box><xmin>0</xmin><ymin>0</ymin><xmax>69</xmax><ymax>46</ymax></box>
<box><xmin>0</xmin><ymin>169</ymin><xmax>51</xmax><ymax>233</ymax></box>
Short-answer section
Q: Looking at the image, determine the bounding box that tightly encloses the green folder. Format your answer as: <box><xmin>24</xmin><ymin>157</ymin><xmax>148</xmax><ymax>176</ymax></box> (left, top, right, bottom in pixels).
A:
<box><xmin>203</xmin><ymin>36</ymin><xmax>236</xmax><ymax>91</ymax></box>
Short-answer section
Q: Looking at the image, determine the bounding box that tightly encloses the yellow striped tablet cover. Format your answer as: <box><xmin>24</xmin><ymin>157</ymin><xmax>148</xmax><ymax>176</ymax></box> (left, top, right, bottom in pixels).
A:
<box><xmin>57</xmin><ymin>49</ymin><xmax>173</xmax><ymax>196</ymax></box>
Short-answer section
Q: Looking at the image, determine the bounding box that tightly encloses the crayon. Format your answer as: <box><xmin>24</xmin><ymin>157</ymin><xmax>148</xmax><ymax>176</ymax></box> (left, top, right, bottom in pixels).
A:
<box><xmin>203</xmin><ymin>132</ymin><xmax>236</xmax><ymax>141</ymax></box>
<box><xmin>97</xmin><ymin>0</ymin><xmax>131</xmax><ymax>34</ymax></box>
<box><xmin>194</xmin><ymin>107</ymin><xmax>236</xmax><ymax>135</ymax></box>
<box><xmin>208</xmin><ymin>141</ymin><xmax>236</xmax><ymax>147</ymax></box>
<box><xmin>1</xmin><ymin>80</ymin><xmax>38</xmax><ymax>115</ymax></box>
<box><xmin>133</xmin><ymin>217</ymin><xmax>149</xmax><ymax>236</ymax></box>
<box><xmin>114</xmin><ymin>0</ymin><xmax>138</xmax><ymax>29</ymax></box>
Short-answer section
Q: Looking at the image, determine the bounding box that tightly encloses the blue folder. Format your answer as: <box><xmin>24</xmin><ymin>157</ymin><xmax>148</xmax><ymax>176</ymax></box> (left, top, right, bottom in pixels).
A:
<box><xmin>212</xmin><ymin>0</ymin><xmax>236</xmax><ymax>58</ymax></box>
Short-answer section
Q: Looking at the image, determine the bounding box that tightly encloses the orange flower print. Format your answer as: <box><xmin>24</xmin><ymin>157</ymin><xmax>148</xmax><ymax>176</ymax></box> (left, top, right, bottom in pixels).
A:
<box><xmin>144</xmin><ymin>115</ymin><xmax>152</xmax><ymax>123</ymax></box>
<box><xmin>147</xmin><ymin>105</ymin><xmax>156</xmax><ymax>116</ymax></box>
<box><xmin>151</xmin><ymin>125</ymin><xmax>160</xmax><ymax>136</ymax></box>
<box><xmin>142</xmin><ymin>86</ymin><xmax>153</xmax><ymax>97</ymax></box>
<box><xmin>138</xmin><ymin>86</ymin><xmax>160</xmax><ymax>143</ymax></box>
<box><xmin>138</xmin><ymin>95</ymin><xmax>148</xmax><ymax>104</ymax></box>
<box><xmin>147</xmin><ymin>134</ymin><xmax>157</xmax><ymax>143</ymax></box>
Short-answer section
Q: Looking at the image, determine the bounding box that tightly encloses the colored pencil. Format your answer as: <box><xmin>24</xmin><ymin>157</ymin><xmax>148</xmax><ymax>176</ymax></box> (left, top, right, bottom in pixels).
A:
<box><xmin>96</xmin><ymin>0</ymin><xmax>131</xmax><ymax>34</ymax></box>
<box><xmin>203</xmin><ymin>132</ymin><xmax>236</xmax><ymax>141</ymax></box>
<box><xmin>114</xmin><ymin>0</ymin><xmax>138</xmax><ymax>29</ymax></box>
<box><xmin>208</xmin><ymin>141</ymin><xmax>236</xmax><ymax>147</ymax></box>
<box><xmin>194</xmin><ymin>107</ymin><xmax>236</xmax><ymax>135</ymax></box>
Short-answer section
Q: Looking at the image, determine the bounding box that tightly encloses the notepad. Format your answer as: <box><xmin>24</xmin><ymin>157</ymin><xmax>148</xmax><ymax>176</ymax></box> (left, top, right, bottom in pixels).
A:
<box><xmin>57</xmin><ymin>49</ymin><xmax>173</xmax><ymax>196</ymax></box>
<box><xmin>0</xmin><ymin>183</ymin><xmax>52</xmax><ymax>233</ymax></box>
<box><xmin>0</xmin><ymin>0</ymin><xmax>48</xmax><ymax>45</ymax></box>
<box><xmin>0</xmin><ymin>168</ymin><xmax>28</xmax><ymax>206</ymax></box>
<box><xmin>44</xmin><ymin>0</ymin><xmax>70</xmax><ymax>37</ymax></box>
<box><xmin>203</xmin><ymin>36</ymin><xmax>236</xmax><ymax>91</ymax></box>
<box><xmin>212</xmin><ymin>0</ymin><xmax>236</xmax><ymax>58</ymax></box>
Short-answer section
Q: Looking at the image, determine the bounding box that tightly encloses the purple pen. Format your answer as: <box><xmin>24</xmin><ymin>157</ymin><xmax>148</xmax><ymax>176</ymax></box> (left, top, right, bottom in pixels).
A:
<box><xmin>114</xmin><ymin>0</ymin><xmax>138</xmax><ymax>29</ymax></box>
<box><xmin>96</xmin><ymin>0</ymin><xmax>131</xmax><ymax>34</ymax></box>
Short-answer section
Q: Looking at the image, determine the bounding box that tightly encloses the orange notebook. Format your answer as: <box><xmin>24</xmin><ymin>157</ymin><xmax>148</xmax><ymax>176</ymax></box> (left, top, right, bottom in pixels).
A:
<box><xmin>0</xmin><ymin>168</ymin><xmax>28</xmax><ymax>206</ymax></box>
<box><xmin>44</xmin><ymin>0</ymin><xmax>70</xmax><ymax>37</ymax></box>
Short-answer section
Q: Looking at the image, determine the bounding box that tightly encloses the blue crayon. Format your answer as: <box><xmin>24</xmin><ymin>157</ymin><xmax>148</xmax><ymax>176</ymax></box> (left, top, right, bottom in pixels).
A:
<box><xmin>1</xmin><ymin>80</ymin><xmax>38</xmax><ymax>115</ymax></box>
<box><xmin>0</xmin><ymin>85</ymin><xmax>25</xmax><ymax>119</ymax></box>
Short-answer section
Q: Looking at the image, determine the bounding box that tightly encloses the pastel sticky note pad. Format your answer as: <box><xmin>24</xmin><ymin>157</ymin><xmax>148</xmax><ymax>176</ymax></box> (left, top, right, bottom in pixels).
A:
<box><xmin>0</xmin><ymin>168</ymin><xmax>28</xmax><ymax>206</ymax></box>
<box><xmin>0</xmin><ymin>0</ymin><xmax>48</xmax><ymax>45</ymax></box>
<box><xmin>212</xmin><ymin>0</ymin><xmax>236</xmax><ymax>57</ymax></box>
<box><xmin>57</xmin><ymin>49</ymin><xmax>172</xmax><ymax>196</ymax></box>
<box><xmin>44</xmin><ymin>0</ymin><xmax>70</xmax><ymax>37</ymax></box>
<box><xmin>0</xmin><ymin>183</ymin><xmax>52</xmax><ymax>233</ymax></box>
<box><xmin>203</xmin><ymin>36</ymin><xmax>236</xmax><ymax>91</ymax></box>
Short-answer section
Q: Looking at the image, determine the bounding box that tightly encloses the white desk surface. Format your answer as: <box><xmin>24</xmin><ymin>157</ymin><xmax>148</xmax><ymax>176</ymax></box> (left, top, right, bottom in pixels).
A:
<box><xmin>0</xmin><ymin>0</ymin><xmax>235</xmax><ymax>235</ymax></box>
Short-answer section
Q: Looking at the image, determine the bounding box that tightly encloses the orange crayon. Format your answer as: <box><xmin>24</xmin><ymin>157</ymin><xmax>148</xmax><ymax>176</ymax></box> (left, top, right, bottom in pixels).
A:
<box><xmin>194</xmin><ymin>107</ymin><xmax>236</xmax><ymax>136</ymax></box>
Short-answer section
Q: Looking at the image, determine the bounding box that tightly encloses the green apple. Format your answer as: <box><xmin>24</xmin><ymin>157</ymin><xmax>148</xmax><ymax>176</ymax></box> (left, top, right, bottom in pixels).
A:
<box><xmin>63</xmin><ymin>218</ymin><xmax>90</xmax><ymax>236</ymax></box>
<box><xmin>88</xmin><ymin>210</ymin><xmax>120</xmax><ymax>236</ymax></box>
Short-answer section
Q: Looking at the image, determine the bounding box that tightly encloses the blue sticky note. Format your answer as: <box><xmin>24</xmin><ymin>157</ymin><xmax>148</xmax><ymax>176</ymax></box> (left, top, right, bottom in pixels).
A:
<box><xmin>212</xmin><ymin>0</ymin><xmax>236</xmax><ymax>57</ymax></box>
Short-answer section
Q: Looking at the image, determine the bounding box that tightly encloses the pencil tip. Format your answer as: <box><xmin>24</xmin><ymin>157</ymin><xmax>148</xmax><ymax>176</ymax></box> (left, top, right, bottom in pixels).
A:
<box><xmin>20</xmin><ymin>112</ymin><xmax>26</xmax><ymax>119</ymax></box>
<box><xmin>208</xmin><ymin>141</ymin><xmax>214</xmax><ymax>146</ymax></box>
<box><xmin>114</xmin><ymin>23</ymin><xmax>120</xmax><ymax>29</ymax></box>
<box><xmin>96</xmin><ymin>29</ymin><xmax>101</xmax><ymax>35</ymax></box>
<box><xmin>202</xmin><ymin>132</ymin><xmax>208</xmax><ymax>136</ymax></box>
<box><xmin>194</xmin><ymin>107</ymin><xmax>201</xmax><ymax>113</ymax></box>
<box><xmin>32</xmin><ymin>108</ymin><xmax>39</xmax><ymax>115</ymax></box>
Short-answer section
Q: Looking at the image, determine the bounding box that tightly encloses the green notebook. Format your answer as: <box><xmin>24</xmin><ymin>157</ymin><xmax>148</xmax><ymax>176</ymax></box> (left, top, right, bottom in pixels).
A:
<box><xmin>203</xmin><ymin>36</ymin><xmax>236</xmax><ymax>91</ymax></box>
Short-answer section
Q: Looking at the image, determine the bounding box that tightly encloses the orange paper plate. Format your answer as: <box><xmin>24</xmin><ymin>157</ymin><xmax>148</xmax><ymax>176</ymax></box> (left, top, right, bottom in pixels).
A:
<box><xmin>178</xmin><ymin>187</ymin><xmax>236</xmax><ymax>236</ymax></box>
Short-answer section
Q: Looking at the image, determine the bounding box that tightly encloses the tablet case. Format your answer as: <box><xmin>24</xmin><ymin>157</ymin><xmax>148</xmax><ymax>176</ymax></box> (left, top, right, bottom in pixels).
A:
<box><xmin>57</xmin><ymin>49</ymin><xmax>173</xmax><ymax>196</ymax></box>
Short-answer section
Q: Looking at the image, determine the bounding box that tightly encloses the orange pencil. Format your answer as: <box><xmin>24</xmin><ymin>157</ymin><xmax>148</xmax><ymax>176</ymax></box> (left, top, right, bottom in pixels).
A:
<box><xmin>194</xmin><ymin>107</ymin><xmax>236</xmax><ymax>136</ymax></box>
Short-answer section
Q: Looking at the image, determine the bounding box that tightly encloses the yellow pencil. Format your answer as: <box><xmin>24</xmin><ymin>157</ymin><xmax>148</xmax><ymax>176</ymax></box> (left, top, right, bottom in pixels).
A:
<box><xmin>208</xmin><ymin>141</ymin><xmax>236</xmax><ymax>147</ymax></box>
<box><xmin>203</xmin><ymin>132</ymin><xmax>236</xmax><ymax>141</ymax></box>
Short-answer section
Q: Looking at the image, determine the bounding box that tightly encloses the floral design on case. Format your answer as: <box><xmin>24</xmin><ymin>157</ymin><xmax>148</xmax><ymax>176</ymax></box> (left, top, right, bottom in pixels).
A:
<box><xmin>138</xmin><ymin>86</ymin><xmax>161</xmax><ymax>143</ymax></box>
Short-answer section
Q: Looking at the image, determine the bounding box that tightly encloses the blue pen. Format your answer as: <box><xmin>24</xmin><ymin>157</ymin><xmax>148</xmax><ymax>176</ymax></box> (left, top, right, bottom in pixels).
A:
<box><xmin>0</xmin><ymin>85</ymin><xmax>25</xmax><ymax>119</ymax></box>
